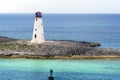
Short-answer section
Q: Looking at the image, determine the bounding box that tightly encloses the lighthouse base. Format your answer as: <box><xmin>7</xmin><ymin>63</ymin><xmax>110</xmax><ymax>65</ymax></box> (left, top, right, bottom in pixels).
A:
<box><xmin>31</xmin><ymin>40</ymin><xmax>45</xmax><ymax>44</ymax></box>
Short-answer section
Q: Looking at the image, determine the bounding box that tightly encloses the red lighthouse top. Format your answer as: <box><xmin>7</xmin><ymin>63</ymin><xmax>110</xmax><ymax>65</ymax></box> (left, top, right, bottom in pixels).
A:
<box><xmin>35</xmin><ymin>12</ymin><xmax>42</xmax><ymax>18</ymax></box>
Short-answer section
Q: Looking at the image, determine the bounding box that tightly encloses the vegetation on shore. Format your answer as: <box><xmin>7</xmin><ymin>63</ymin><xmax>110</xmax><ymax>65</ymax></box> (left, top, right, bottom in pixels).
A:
<box><xmin>0</xmin><ymin>36</ymin><xmax>120</xmax><ymax>59</ymax></box>
<box><xmin>0</xmin><ymin>55</ymin><xmax>120</xmax><ymax>60</ymax></box>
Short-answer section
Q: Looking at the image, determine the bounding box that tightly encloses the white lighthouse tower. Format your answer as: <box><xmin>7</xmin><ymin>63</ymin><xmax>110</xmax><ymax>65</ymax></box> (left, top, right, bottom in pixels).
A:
<box><xmin>31</xmin><ymin>12</ymin><xmax>45</xmax><ymax>44</ymax></box>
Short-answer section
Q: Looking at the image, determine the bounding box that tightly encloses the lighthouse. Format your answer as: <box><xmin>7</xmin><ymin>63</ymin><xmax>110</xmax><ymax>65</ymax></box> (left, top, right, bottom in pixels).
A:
<box><xmin>31</xmin><ymin>12</ymin><xmax>45</xmax><ymax>44</ymax></box>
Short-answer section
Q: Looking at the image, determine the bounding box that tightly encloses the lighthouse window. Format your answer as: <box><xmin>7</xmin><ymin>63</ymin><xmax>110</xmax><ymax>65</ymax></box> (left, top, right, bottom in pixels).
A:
<box><xmin>35</xmin><ymin>29</ymin><xmax>37</xmax><ymax>31</ymax></box>
<box><xmin>36</xmin><ymin>18</ymin><xmax>37</xmax><ymax>21</ymax></box>
<box><xmin>35</xmin><ymin>34</ymin><xmax>37</xmax><ymax>38</ymax></box>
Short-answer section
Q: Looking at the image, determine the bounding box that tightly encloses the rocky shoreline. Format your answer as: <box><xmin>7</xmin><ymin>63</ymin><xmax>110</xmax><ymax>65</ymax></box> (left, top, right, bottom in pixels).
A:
<box><xmin>0</xmin><ymin>36</ymin><xmax>120</xmax><ymax>59</ymax></box>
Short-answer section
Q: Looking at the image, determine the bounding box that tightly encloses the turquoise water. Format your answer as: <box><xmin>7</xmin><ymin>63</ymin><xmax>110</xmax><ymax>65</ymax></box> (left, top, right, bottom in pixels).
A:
<box><xmin>0</xmin><ymin>59</ymin><xmax>120</xmax><ymax>80</ymax></box>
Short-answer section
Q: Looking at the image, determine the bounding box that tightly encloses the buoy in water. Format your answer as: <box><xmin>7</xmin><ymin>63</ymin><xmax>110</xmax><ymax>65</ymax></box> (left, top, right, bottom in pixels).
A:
<box><xmin>48</xmin><ymin>69</ymin><xmax>54</xmax><ymax>80</ymax></box>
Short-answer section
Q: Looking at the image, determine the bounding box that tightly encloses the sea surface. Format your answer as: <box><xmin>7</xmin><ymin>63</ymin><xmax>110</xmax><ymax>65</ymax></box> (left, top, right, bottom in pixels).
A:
<box><xmin>0</xmin><ymin>14</ymin><xmax>120</xmax><ymax>48</ymax></box>
<box><xmin>0</xmin><ymin>14</ymin><xmax>120</xmax><ymax>80</ymax></box>
<box><xmin>0</xmin><ymin>59</ymin><xmax>120</xmax><ymax>80</ymax></box>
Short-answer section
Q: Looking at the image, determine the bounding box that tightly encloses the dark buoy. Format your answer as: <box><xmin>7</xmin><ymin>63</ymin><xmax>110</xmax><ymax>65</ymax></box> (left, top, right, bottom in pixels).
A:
<box><xmin>48</xmin><ymin>69</ymin><xmax>54</xmax><ymax>80</ymax></box>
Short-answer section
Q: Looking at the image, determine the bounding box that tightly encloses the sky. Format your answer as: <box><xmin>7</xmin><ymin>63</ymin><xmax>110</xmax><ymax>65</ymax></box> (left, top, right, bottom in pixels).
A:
<box><xmin>0</xmin><ymin>0</ymin><xmax>120</xmax><ymax>13</ymax></box>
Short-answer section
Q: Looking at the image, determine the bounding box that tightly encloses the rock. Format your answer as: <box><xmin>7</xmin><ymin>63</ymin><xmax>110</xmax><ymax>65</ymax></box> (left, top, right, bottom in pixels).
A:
<box><xmin>0</xmin><ymin>37</ymin><xmax>120</xmax><ymax>58</ymax></box>
<box><xmin>88</xmin><ymin>42</ymin><xmax>101</xmax><ymax>47</ymax></box>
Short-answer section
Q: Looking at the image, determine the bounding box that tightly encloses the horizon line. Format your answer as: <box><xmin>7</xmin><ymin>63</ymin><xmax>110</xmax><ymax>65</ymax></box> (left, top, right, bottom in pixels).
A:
<box><xmin>0</xmin><ymin>12</ymin><xmax>120</xmax><ymax>14</ymax></box>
